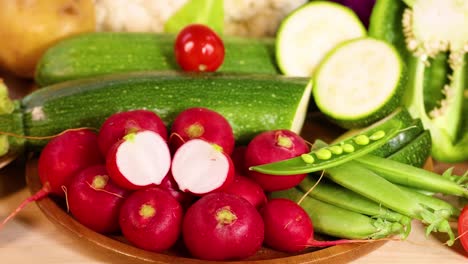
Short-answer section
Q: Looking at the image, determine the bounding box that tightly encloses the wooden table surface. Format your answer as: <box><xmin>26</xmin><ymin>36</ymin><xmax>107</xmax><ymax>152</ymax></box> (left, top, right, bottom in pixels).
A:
<box><xmin>0</xmin><ymin>73</ymin><xmax>467</xmax><ymax>263</ymax></box>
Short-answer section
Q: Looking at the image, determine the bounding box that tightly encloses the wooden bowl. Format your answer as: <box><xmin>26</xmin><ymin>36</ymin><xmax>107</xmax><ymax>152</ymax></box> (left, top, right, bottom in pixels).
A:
<box><xmin>25</xmin><ymin>113</ymin><xmax>387</xmax><ymax>263</ymax></box>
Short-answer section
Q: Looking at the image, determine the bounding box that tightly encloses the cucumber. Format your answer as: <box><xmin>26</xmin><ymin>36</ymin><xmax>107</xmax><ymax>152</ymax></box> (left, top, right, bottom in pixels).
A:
<box><xmin>313</xmin><ymin>37</ymin><xmax>406</xmax><ymax>129</ymax></box>
<box><xmin>275</xmin><ymin>1</ymin><xmax>366</xmax><ymax>77</ymax></box>
<box><xmin>35</xmin><ymin>33</ymin><xmax>279</xmax><ymax>86</ymax></box>
<box><xmin>1</xmin><ymin>72</ymin><xmax>311</xmax><ymax>152</ymax></box>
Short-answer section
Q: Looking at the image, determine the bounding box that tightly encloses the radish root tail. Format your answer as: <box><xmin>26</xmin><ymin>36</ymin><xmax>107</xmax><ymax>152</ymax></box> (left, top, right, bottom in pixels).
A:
<box><xmin>169</xmin><ymin>132</ymin><xmax>186</xmax><ymax>145</ymax></box>
<box><xmin>297</xmin><ymin>170</ymin><xmax>325</xmax><ymax>205</ymax></box>
<box><xmin>85</xmin><ymin>181</ymin><xmax>124</xmax><ymax>198</ymax></box>
<box><xmin>0</xmin><ymin>127</ymin><xmax>98</xmax><ymax>140</ymax></box>
<box><xmin>0</xmin><ymin>183</ymin><xmax>51</xmax><ymax>230</ymax></box>
<box><xmin>62</xmin><ymin>185</ymin><xmax>70</xmax><ymax>213</ymax></box>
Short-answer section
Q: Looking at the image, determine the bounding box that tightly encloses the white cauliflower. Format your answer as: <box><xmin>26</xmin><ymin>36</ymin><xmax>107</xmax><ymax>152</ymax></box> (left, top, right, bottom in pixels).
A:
<box><xmin>95</xmin><ymin>0</ymin><xmax>307</xmax><ymax>37</ymax></box>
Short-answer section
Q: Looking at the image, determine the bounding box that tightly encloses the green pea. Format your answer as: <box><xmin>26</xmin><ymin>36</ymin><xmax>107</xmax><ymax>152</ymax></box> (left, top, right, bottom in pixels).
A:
<box><xmin>301</xmin><ymin>154</ymin><xmax>315</xmax><ymax>164</ymax></box>
<box><xmin>329</xmin><ymin>145</ymin><xmax>343</xmax><ymax>155</ymax></box>
<box><xmin>354</xmin><ymin>135</ymin><xmax>370</xmax><ymax>145</ymax></box>
<box><xmin>342</xmin><ymin>143</ymin><xmax>355</xmax><ymax>153</ymax></box>
<box><xmin>370</xmin><ymin>130</ymin><xmax>386</xmax><ymax>140</ymax></box>
<box><xmin>316</xmin><ymin>148</ymin><xmax>332</xmax><ymax>160</ymax></box>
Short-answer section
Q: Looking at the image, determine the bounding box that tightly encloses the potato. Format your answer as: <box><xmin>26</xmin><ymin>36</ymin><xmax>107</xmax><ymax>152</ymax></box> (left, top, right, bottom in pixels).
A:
<box><xmin>0</xmin><ymin>0</ymin><xmax>96</xmax><ymax>78</ymax></box>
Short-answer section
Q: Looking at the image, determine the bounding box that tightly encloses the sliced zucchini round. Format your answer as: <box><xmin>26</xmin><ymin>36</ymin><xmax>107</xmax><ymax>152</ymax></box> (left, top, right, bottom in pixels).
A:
<box><xmin>313</xmin><ymin>37</ymin><xmax>405</xmax><ymax>129</ymax></box>
<box><xmin>275</xmin><ymin>1</ymin><xmax>366</xmax><ymax>77</ymax></box>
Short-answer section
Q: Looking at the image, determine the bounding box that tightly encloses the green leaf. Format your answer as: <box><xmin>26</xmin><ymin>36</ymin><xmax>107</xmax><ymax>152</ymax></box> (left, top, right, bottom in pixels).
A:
<box><xmin>164</xmin><ymin>0</ymin><xmax>224</xmax><ymax>35</ymax></box>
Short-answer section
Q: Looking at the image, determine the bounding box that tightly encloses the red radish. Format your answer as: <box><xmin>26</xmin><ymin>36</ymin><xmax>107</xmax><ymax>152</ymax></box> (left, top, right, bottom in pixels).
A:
<box><xmin>245</xmin><ymin>130</ymin><xmax>309</xmax><ymax>191</ymax></box>
<box><xmin>182</xmin><ymin>192</ymin><xmax>264</xmax><ymax>260</ymax></box>
<box><xmin>261</xmin><ymin>198</ymin><xmax>368</xmax><ymax>253</ymax></box>
<box><xmin>231</xmin><ymin>146</ymin><xmax>248</xmax><ymax>175</ymax></box>
<box><xmin>171</xmin><ymin>139</ymin><xmax>234</xmax><ymax>195</ymax></box>
<box><xmin>174</xmin><ymin>24</ymin><xmax>225</xmax><ymax>72</ymax></box>
<box><xmin>98</xmin><ymin>109</ymin><xmax>167</xmax><ymax>155</ymax></box>
<box><xmin>106</xmin><ymin>130</ymin><xmax>171</xmax><ymax>190</ymax></box>
<box><xmin>169</xmin><ymin>107</ymin><xmax>235</xmax><ymax>155</ymax></box>
<box><xmin>119</xmin><ymin>187</ymin><xmax>183</xmax><ymax>252</ymax></box>
<box><xmin>0</xmin><ymin>129</ymin><xmax>103</xmax><ymax>228</ymax></box>
<box><xmin>221</xmin><ymin>175</ymin><xmax>267</xmax><ymax>210</ymax></box>
<box><xmin>67</xmin><ymin>165</ymin><xmax>130</xmax><ymax>234</ymax></box>
<box><xmin>458</xmin><ymin>205</ymin><xmax>468</xmax><ymax>253</ymax></box>
<box><xmin>159</xmin><ymin>172</ymin><xmax>196</xmax><ymax>209</ymax></box>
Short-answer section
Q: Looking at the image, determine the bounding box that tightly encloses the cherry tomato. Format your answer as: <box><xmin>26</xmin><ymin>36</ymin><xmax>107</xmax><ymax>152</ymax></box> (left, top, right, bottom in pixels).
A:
<box><xmin>174</xmin><ymin>24</ymin><xmax>225</xmax><ymax>72</ymax></box>
<box><xmin>459</xmin><ymin>205</ymin><xmax>468</xmax><ymax>252</ymax></box>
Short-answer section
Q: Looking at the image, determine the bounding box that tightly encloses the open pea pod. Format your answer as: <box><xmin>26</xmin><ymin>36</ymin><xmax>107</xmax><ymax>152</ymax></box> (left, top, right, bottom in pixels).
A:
<box><xmin>250</xmin><ymin>117</ymin><xmax>405</xmax><ymax>175</ymax></box>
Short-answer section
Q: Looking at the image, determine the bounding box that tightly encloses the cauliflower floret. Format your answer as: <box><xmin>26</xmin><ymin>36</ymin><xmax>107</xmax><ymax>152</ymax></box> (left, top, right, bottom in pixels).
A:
<box><xmin>95</xmin><ymin>0</ymin><xmax>187</xmax><ymax>32</ymax></box>
<box><xmin>95</xmin><ymin>0</ymin><xmax>307</xmax><ymax>37</ymax></box>
<box><xmin>224</xmin><ymin>0</ymin><xmax>306</xmax><ymax>37</ymax></box>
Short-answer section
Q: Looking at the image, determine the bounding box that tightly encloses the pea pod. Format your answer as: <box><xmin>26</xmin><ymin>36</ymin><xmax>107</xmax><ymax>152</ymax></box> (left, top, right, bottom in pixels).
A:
<box><xmin>356</xmin><ymin>154</ymin><xmax>468</xmax><ymax>198</ymax></box>
<box><xmin>270</xmin><ymin>188</ymin><xmax>406</xmax><ymax>240</ymax></box>
<box><xmin>334</xmin><ymin>109</ymin><xmax>423</xmax><ymax>158</ymax></box>
<box><xmin>325</xmin><ymin>161</ymin><xmax>456</xmax><ymax>245</ymax></box>
<box><xmin>249</xmin><ymin>117</ymin><xmax>405</xmax><ymax>175</ymax></box>
<box><xmin>298</xmin><ymin>176</ymin><xmax>410</xmax><ymax>225</ymax></box>
<box><xmin>396</xmin><ymin>184</ymin><xmax>460</xmax><ymax>219</ymax></box>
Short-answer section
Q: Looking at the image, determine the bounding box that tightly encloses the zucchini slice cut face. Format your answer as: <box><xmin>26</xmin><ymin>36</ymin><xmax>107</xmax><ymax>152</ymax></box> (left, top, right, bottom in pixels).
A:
<box><xmin>275</xmin><ymin>1</ymin><xmax>366</xmax><ymax>77</ymax></box>
<box><xmin>313</xmin><ymin>37</ymin><xmax>405</xmax><ymax>128</ymax></box>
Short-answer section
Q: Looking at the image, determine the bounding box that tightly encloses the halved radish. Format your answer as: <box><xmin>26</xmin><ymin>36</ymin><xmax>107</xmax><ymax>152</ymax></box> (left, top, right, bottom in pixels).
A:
<box><xmin>171</xmin><ymin>139</ymin><xmax>234</xmax><ymax>195</ymax></box>
<box><xmin>106</xmin><ymin>130</ymin><xmax>171</xmax><ymax>190</ymax></box>
<box><xmin>169</xmin><ymin>107</ymin><xmax>235</xmax><ymax>155</ymax></box>
<box><xmin>98</xmin><ymin>109</ymin><xmax>167</xmax><ymax>155</ymax></box>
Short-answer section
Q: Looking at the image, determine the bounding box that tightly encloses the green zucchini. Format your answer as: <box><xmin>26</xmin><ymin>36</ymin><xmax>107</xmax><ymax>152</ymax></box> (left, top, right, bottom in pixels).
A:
<box><xmin>370</xmin><ymin>118</ymin><xmax>424</xmax><ymax>158</ymax></box>
<box><xmin>1</xmin><ymin>71</ymin><xmax>311</xmax><ymax>153</ymax></box>
<box><xmin>388</xmin><ymin>130</ymin><xmax>432</xmax><ymax>168</ymax></box>
<box><xmin>368</xmin><ymin>0</ymin><xmax>409</xmax><ymax>61</ymax></box>
<box><xmin>275</xmin><ymin>1</ymin><xmax>366</xmax><ymax>77</ymax></box>
<box><xmin>313</xmin><ymin>37</ymin><xmax>406</xmax><ymax>129</ymax></box>
<box><xmin>35</xmin><ymin>32</ymin><xmax>279</xmax><ymax>86</ymax></box>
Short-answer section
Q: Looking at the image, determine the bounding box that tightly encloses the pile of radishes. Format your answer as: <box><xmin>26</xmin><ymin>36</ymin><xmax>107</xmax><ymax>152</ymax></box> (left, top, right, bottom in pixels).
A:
<box><xmin>9</xmin><ymin>107</ymin><xmax>355</xmax><ymax>261</ymax></box>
